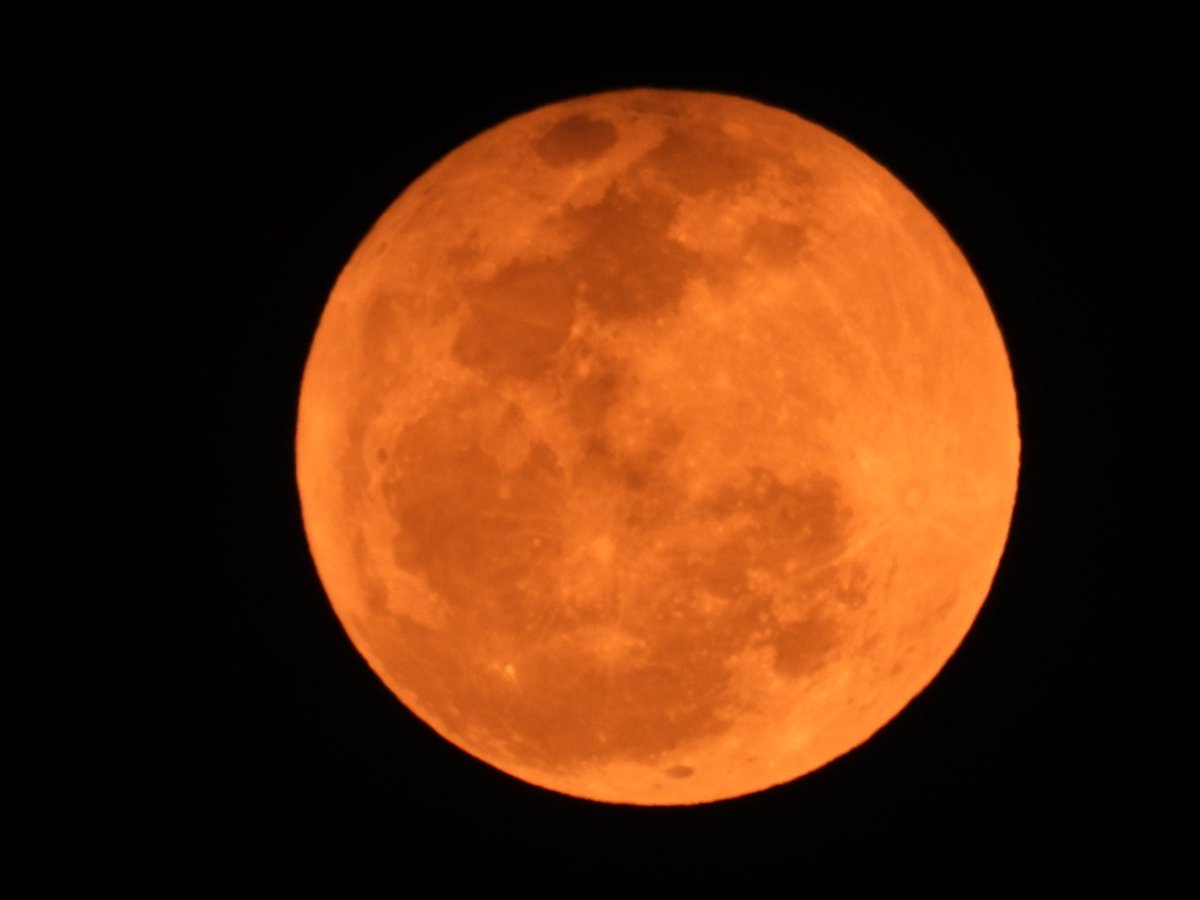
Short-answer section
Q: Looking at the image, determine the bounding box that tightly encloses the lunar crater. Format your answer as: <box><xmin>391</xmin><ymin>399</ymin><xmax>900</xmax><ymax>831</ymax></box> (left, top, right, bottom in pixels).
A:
<box><xmin>535</xmin><ymin>113</ymin><xmax>619</xmax><ymax>167</ymax></box>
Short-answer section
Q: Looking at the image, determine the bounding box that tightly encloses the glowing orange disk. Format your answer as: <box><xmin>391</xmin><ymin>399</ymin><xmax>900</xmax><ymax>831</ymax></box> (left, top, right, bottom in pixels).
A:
<box><xmin>296</xmin><ymin>89</ymin><xmax>1019</xmax><ymax>805</ymax></box>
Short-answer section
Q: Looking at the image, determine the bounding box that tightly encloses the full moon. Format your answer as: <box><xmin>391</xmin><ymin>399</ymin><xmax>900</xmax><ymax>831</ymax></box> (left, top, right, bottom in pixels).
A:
<box><xmin>295</xmin><ymin>89</ymin><xmax>1019</xmax><ymax>805</ymax></box>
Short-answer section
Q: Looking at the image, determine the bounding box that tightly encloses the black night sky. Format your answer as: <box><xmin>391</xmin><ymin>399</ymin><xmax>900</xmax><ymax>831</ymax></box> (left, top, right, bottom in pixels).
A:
<box><xmin>11</xmin><ymin>9</ymin><xmax>1187</xmax><ymax>892</ymax></box>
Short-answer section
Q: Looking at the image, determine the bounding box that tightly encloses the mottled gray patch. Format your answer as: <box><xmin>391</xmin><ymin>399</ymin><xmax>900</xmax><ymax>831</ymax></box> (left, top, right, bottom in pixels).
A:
<box><xmin>743</xmin><ymin>216</ymin><xmax>809</xmax><ymax>267</ymax></box>
<box><xmin>446</xmin><ymin>232</ymin><xmax>481</xmax><ymax>268</ymax></box>
<box><xmin>536</xmin><ymin>114</ymin><xmax>619</xmax><ymax>166</ymax></box>
<box><xmin>452</xmin><ymin>184</ymin><xmax>702</xmax><ymax>381</ymax></box>
<box><xmin>772</xmin><ymin>614</ymin><xmax>841</xmax><ymax>678</ymax></box>
<box><xmin>642</xmin><ymin>122</ymin><xmax>761</xmax><ymax>196</ymax></box>
<box><xmin>371</xmin><ymin>433</ymin><xmax>862</xmax><ymax>774</ymax></box>
<box><xmin>566</xmin><ymin>352</ymin><xmax>624</xmax><ymax>430</ymax></box>
<box><xmin>682</xmin><ymin>466</ymin><xmax>866</xmax><ymax>680</ymax></box>
<box><xmin>451</xmin><ymin>259</ymin><xmax>578</xmax><ymax>379</ymax></box>
<box><xmin>688</xmin><ymin>467</ymin><xmax>850</xmax><ymax>593</ymax></box>
<box><xmin>383</xmin><ymin>391</ymin><xmax>566</xmax><ymax>625</ymax></box>
<box><xmin>574</xmin><ymin>417</ymin><xmax>685</xmax><ymax>520</ymax></box>
<box><xmin>564</xmin><ymin>185</ymin><xmax>701</xmax><ymax>321</ymax></box>
<box><xmin>361</xmin><ymin>289</ymin><xmax>405</xmax><ymax>364</ymax></box>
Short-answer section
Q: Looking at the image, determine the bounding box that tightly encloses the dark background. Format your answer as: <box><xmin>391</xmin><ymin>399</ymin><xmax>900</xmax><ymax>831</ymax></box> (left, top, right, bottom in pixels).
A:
<box><xmin>10</xmin><ymin>8</ymin><xmax>1186</xmax><ymax>891</ymax></box>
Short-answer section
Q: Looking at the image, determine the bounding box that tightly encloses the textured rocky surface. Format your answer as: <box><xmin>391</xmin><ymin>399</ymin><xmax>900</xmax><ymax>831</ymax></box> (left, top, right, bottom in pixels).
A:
<box><xmin>296</xmin><ymin>89</ymin><xmax>1019</xmax><ymax>804</ymax></box>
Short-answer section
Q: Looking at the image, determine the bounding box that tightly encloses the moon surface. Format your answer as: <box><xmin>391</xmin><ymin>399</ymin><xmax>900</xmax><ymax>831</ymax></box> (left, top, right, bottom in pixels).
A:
<box><xmin>295</xmin><ymin>89</ymin><xmax>1019</xmax><ymax>805</ymax></box>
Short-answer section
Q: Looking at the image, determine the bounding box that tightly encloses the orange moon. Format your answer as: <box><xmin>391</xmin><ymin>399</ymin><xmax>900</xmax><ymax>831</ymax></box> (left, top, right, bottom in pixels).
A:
<box><xmin>295</xmin><ymin>89</ymin><xmax>1019</xmax><ymax>805</ymax></box>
